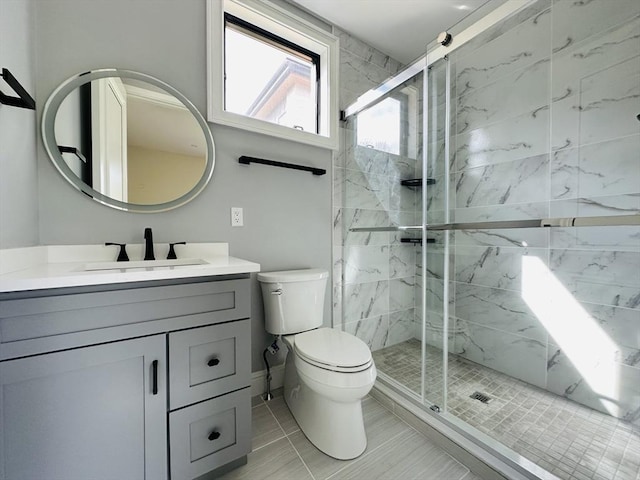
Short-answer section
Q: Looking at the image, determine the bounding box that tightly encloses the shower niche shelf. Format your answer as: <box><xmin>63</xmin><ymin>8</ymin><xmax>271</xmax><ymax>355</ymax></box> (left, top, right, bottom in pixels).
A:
<box><xmin>401</xmin><ymin>238</ymin><xmax>435</xmax><ymax>246</ymax></box>
<box><xmin>401</xmin><ymin>178</ymin><xmax>435</xmax><ymax>187</ymax></box>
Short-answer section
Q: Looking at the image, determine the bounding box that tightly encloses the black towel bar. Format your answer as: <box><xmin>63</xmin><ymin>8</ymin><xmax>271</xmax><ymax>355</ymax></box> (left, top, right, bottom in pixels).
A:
<box><xmin>239</xmin><ymin>156</ymin><xmax>326</xmax><ymax>176</ymax></box>
<box><xmin>0</xmin><ymin>68</ymin><xmax>35</xmax><ymax>110</ymax></box>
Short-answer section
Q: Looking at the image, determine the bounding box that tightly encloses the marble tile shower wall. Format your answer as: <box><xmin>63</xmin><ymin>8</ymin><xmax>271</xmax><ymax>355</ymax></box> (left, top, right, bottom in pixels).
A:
<box><xmin>436</xmin><ymin>0</ymin><xmax>640</xmax><ymax>422</ymax></box>
<box><xmin>337</xmin><ymin>144</ymin><xmax>421</xmax><ymax>349</ymax></box>
<box><xmin>332</xmin><ymin>28</ymin><xmax>426</xmax><ymax>351</ymax></box>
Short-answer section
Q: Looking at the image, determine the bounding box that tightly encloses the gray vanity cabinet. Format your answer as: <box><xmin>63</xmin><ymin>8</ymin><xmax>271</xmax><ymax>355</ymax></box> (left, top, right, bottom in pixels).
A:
<box><xmin>0</xmin><ymin>335</ymin><xmax>167</xmax><ymax>480</ymax></box>
<box><xmin>0</xmin><ymin>276</ymin><xmax>252</xmax><ymax>480</ymax></box>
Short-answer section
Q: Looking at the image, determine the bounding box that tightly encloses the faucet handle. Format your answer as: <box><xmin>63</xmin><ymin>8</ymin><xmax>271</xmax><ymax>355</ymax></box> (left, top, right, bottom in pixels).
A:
<box><xmin>105</xmin><ymin>242</ymin><xmax>129</xmax><ymax>262</ymax></box>
<box><xmin>167</xmin><ymin>242</ymin><xmax>186</xmax><ymax>260</ymax></box>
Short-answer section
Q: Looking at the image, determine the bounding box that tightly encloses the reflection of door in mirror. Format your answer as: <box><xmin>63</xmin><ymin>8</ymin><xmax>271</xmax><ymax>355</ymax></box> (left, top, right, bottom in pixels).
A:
<box><xmin>92</xmin><ymin>77</ymin><xmax>128</xmax><ymax>202</ymax></box>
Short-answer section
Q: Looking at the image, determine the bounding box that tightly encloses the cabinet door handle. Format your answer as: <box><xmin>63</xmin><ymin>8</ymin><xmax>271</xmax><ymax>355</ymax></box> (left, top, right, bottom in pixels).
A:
<box><xmin>152</xmin><ymin>359</ymin><xmax>158</xmax><ymax>395</ymax></box>
<box><xmin>207</xmin><ymin>357</ymin><xmax>220</xmax><ymax>367</ymax></box>
<box><xmin>208</xmin><ymin>430</ymin><xmax>221</xmax><ymax>441</ymax></box>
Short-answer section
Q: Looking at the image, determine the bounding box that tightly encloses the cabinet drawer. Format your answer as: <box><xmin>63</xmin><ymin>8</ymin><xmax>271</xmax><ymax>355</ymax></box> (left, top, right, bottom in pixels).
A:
<box><xmin>0</xmin><ymin>278</ymin><xmax>250</xmax><ymax>361</ymax></box>
<box><xmin>169</xmin><ymin>320</ymin><xmax>250</xmax><ymax>409</ymax></box>
<box><xmin>169</xmin><ymin>387</ymin><xmax>250</xmax><ymax>480</ymax></box>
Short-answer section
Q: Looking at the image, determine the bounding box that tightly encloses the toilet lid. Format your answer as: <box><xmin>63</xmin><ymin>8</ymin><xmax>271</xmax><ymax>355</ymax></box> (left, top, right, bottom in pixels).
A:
<box><xmin>294</xmin><ymin>328</ymin><xmax>371</xmax><ymax>368</ymax></box>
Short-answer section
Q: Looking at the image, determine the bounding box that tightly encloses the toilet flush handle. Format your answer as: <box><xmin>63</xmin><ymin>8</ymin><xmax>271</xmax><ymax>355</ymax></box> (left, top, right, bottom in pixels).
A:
<box><xmin>271</xmin><ymin>288</ymin><xmax>283</xmax><ymax>295</ymax></box>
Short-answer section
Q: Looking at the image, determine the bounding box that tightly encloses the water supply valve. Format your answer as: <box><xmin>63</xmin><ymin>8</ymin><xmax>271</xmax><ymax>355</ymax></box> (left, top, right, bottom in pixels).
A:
<box><xmin>267</xmin><ymin>341</ymin><xmax>279</xmax><ymax>355</ymax></box>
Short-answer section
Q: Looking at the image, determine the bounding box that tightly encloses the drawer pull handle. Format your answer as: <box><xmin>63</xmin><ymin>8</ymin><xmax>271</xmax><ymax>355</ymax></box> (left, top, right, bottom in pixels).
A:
<box><xmin>207</xmin><ymin>358</ymin><xmax>220</xmax><ymax>367</ymax></box>
<box><xmin>271</xmin><ymin>289</ymin><xmax>283</xmax><ymax>295</ymax></box>
<box><xmin>152</xmin><ymin>360</ymin><xmax>158</xmax><ymax>395</ymax></box>
<box><xmin>208</xmin><ymin>431</ymin><xmax>221</xmax><ymax>441</ymax></box>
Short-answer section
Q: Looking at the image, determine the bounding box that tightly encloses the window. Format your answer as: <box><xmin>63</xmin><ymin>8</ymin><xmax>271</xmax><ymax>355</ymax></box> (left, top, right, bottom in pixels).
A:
<box><xmin>357</xmin><ymin>97</ymin><xmax>402</xmax><ymax>155</ymax></box>
<box><xmin>224</xmin><ymin>14</ymin><xmax>319</xmax><ymax>133</ymax></box>
<box><xmin>207</xmin><ymin>0</ymin><xmax>339</xmax><ymax>150</ymax></box>
<box><xmin>356</xmin><ymin>85</ymin><xmax>419</xmax><ymax>158</ymax></box>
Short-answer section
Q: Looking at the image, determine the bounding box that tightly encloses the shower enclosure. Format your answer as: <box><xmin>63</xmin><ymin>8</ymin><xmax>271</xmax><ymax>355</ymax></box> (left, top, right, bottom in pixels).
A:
<box><xmin>337</xmin><ymin>1</ymin><xmax>640</xmax><ymax>479</ymax></box>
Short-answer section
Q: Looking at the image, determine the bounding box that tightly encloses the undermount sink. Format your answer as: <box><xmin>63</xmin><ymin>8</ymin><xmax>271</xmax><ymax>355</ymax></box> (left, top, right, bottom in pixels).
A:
<box><xmin>82</xmin><ymin>258</ymin><xmax>208</xmax><ymax>271</ymax></box>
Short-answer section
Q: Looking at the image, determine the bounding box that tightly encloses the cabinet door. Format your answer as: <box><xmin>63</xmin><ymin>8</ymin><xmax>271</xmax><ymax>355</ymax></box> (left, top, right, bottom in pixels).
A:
<box><xmin>0</xmin><ymin>335</ymin><xmax>167</xmax><ymax>480</ymax></box>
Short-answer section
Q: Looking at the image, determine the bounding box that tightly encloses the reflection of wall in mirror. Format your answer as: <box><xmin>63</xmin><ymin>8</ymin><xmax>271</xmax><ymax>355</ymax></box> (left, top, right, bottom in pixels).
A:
<box><xmin>127</xmin><ymin>146</ymin><xmax>206</xmax><ymax>205</ymax></box>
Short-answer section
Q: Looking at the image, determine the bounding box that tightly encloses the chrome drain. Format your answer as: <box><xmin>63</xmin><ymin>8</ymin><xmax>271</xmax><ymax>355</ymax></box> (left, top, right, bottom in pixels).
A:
<box><xmin>470</xmin><ymin>391</ymin><xmax>492</xmax><ymax>404</ymax></box>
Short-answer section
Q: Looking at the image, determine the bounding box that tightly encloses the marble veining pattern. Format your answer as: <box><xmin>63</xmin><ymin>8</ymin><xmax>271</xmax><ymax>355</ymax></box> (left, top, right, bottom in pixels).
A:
<box><xmin>454</xmin><ymin>282</ymin><xmax>547</xmax><ymax>342</ymax></box>
<box><xmin>550</xmin><ymin>225</ymin><xmax>640</xmax><ymax>252</ymax></box>
<box><xmin>343</xmin><ymin>280</ymin><xmax>389</xmax><ymax>321</ymax></box>
<box><xmin>546</xmin><ymin>345</ymin><xmax>640</xmax><ymax>422</ymax></box>
<box><xmin>549</xmin><ymin>249</ymin><xmax>640</xmax><ymax>309</ymax></box>
<box><xmin>455</xmin><ymin>154</ymin><xmax>550</xmax><ymax>209</ymax></box>
<box><xmin>551</xmin><ymin>0</ymin><xmax>640</xmax><ymax>55</ymax></box>
<box><xmin>455</xmin><ymin>321</ymin><xmax>548</xmax><ymax>388</ymax></box>
<box><xmin>389</xmin><ymin>277</ymin><xmax>415</xmax><ymax>313</ymax></box>
<box><xmin>455</xmin><ymin>8</ymin><xmax>551</xmax><ymax>95</ymax></box>
<box><xmin>455</xmin><ymin>246</ymin><xmax>549</xmax><ymax>292</ymax></box>
<box><xmin>550</xmin><ymin>134</ymin><xmax>640</xmax><ymax>200</ymax></box>
<box><xmin>551</xmin><ymin>16</ymin><xmax>640</xmax><ymax>101</ymax></box>
<box><xmin>454</xmin><ymin>228</ymin><xmax>549</xmax><ymax>249</ymax></box>
<box><xmin>550</xmin><ymin>194</ymin><xmax>640</xmax><ymax>218</ymax></box>
<box><xmin>456</xmin><ymin>0</ymin><xmax>553</xmax><ymax>61</ymax></box>
<box><xmin>455</xmin><ymin>59</ymin><xmax>550</xmax><ymax>135</ymax></box>
<box><xmin>344</xmin><ymin>314</ymin><xmax>389</xmax><ymax>351</ymax></box>
<box><xmin>453</xmin><ymin>201</ymin><xmax>550</xmax><ymax>224</ymax></box>
<box><xmin>338</xmin><ymin>208</ymin><xmax>390</xmax><ymax>246</ymax></box>
<box><xmin>454</xmin><ymin>108</ymin><xmax>550</xmax><ymax>171</ymax></box>
<box><xmin>577</xmin><ymin>55</ymin><xmax>640</xmax><ymax>146</ymax></box>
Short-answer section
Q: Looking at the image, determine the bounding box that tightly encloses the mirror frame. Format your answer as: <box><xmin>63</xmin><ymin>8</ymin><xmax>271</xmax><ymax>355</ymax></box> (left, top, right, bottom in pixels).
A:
<box><xmin>42</xmin><ymin>68</ymin><xmax>215</xmax><ymax>213</ymax></box>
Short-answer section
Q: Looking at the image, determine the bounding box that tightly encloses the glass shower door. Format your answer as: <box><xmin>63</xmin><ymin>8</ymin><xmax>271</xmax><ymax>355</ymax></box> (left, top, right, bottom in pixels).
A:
<box><xmin>340</xmin><ymin>70</ymin><xmax>446</xmax><ymax>410</ymax></box>
<box><xmin>426</xmin><ymin>2</ymin><xmax>640</xmax><ymax>479</ymax></box>
<box><xmin>421</xmin><ymin>57</ymin><xmax>451</xmax><ymax>413</ymax></box>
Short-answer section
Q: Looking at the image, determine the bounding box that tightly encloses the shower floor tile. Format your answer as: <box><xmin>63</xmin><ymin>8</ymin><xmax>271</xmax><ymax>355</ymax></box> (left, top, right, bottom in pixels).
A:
<box><xmin>372</xmin><ymin>339</ymin><xmax>640</xmax><ymax>480</ymax></box>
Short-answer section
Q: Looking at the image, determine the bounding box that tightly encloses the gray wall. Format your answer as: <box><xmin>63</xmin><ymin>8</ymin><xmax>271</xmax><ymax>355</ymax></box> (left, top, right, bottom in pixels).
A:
<box><xmin>0</xmin><ymin>0</ymin><xmax>39</xmax><ymax>248</ymax></box>
<box><xmin>32</xmin><ymin>0</ymin><xmax>332</xmax><ymax>372</ymax></box>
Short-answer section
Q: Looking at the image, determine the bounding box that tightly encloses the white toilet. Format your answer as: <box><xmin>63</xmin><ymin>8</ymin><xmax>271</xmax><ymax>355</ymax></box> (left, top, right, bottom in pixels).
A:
<box><xmin>258</xmin><ymin>268</ymin><xmax>377</xmax><ymax>460</ymax></box>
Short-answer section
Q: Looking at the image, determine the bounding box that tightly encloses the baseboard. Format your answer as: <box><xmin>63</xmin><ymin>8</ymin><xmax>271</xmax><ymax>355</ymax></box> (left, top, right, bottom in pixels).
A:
<box><xmin>251</xmin><ymin>364</ymin><xmax>285</xmax><ymax>398</ymax></box>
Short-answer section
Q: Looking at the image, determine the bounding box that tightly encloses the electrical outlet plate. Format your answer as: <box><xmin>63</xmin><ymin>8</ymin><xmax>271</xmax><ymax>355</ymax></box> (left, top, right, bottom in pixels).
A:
<box><xmin>231</xmin><ymin>207</ymin><xmax>243</xmax><ymax>227</ymax></box>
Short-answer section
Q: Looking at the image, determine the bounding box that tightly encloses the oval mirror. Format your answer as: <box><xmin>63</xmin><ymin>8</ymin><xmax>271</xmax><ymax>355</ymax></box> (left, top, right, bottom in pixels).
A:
<box><xmin>42</xmin><ymin>69</ymin><xmax>215</xmax><ymax>212</ymax></box>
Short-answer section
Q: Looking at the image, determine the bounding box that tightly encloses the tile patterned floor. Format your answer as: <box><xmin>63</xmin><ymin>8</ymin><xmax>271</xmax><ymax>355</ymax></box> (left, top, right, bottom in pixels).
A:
<box><xmin>219</xmin><ymin>389</ymin><xmax>485</xmax><ymax>480</ymax></box>
<box><xmin>373</xmin><ymin>339</ymin><xmax>640</xmax><ymax>480</ymax></box>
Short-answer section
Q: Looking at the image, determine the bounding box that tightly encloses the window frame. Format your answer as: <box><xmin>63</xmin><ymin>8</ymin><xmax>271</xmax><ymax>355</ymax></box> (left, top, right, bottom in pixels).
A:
<box><xmin>207</xmin><ymin>0</ymin><xmax>339</xmax><ymax>150</ymax></box>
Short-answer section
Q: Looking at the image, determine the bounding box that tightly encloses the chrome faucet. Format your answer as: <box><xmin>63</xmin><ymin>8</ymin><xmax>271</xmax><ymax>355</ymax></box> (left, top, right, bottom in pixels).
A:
<box><xmin>144</xmin><ymin>227</ymin><xmax>155</xmax><ymax>260</ymax></box>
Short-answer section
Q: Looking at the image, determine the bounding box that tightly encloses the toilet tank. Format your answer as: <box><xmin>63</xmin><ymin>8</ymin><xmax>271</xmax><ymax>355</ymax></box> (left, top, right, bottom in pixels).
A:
<box><xmin>257</xmin><ymin>269</ymin><xmax>328</xmax><ymax>335</ymax></box>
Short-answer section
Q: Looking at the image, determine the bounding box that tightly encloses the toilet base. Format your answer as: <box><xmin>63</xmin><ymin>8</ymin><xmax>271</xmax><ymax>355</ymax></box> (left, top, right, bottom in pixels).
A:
<box><xmin>283</xmin><ymin>354</ymin><xmax>367</xmax><ymax>460</ymax></box>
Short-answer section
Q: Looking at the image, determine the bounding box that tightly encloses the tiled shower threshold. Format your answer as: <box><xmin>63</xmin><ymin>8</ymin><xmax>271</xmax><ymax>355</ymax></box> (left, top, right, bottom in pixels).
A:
<box><xmin>372</xmin><ymin>339</ymin><xmax>640</xmax><ymax>480</ymax></box>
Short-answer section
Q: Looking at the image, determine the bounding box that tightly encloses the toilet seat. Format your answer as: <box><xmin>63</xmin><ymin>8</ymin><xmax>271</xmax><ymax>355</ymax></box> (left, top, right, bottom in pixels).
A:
<box><xmin>288</xmin><ymin>328</ymin><xmax>373</xmax><ymax>373</ymax></box>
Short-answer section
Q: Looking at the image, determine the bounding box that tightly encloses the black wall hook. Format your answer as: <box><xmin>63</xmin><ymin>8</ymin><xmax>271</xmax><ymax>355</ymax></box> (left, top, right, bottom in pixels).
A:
<box><xmin>0</xmin><ymin>68</ymin><xmax>35</xmax><ymax>110</ymax></box>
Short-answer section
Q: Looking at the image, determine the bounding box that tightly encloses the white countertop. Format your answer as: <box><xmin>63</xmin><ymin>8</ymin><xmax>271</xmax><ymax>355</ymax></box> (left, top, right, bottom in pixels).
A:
<box><xmin>0</xmin><ymin>243</ymin><xmax>260</xmax><ymax>293</ymax></box>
